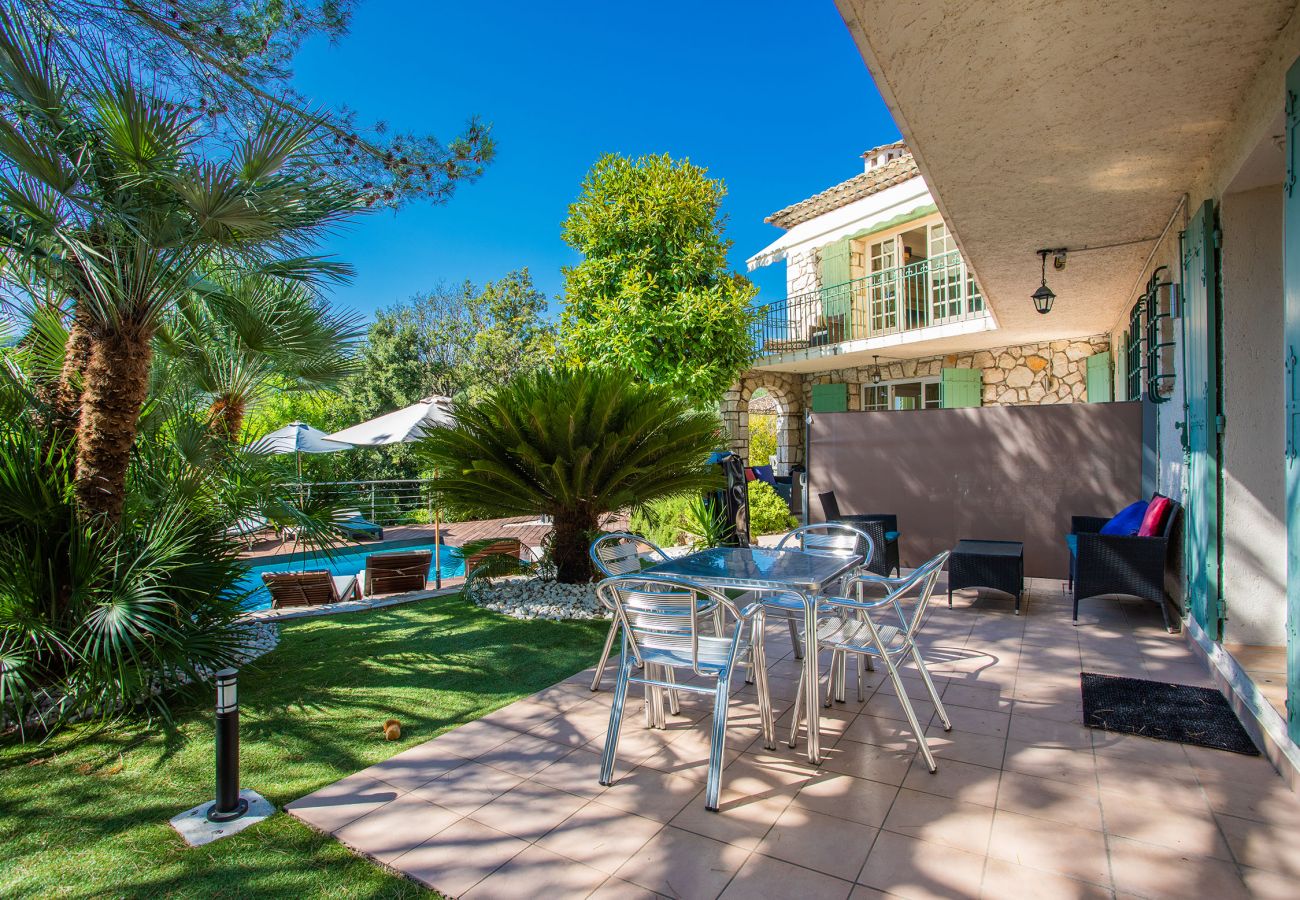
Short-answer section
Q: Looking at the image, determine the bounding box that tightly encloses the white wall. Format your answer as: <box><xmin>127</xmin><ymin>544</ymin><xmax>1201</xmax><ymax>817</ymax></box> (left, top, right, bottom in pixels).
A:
<box><xmin>1219</xmin><ymin>185</ymin><xmax>1288</xmax><ymax>646</ymax></box>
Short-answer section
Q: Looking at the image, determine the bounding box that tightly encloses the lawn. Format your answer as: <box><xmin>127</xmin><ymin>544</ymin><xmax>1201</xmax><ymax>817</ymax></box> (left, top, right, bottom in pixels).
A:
<box><xmin>0</xmin><ymin>593</ymin><xmax>605</xmax><ymax>898</ymax></box>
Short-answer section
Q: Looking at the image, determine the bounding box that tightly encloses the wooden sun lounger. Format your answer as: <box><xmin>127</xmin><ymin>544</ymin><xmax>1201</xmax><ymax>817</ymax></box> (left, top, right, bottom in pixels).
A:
<box><xmin>462</xmin><ymin>538</ymin><xmax>527</xmax><ymax>574</ymax></box>
<box><xmin>364</xmin><ymin>549</ymin><xmax>433</xmax><ymax>596</ymax></box>
<box><xmin>261</xmin><ymin>570</ymin><xmax>361</xmax><ymax>609</ymax></box>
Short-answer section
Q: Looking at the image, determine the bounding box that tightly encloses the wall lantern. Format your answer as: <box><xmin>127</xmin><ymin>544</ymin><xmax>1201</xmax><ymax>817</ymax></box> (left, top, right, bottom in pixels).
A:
<box><xmin>1032</xmin><ymin>249</ymin><xmax>1062</xmax><ymax>314</ymax></box>
<box><xmin>870</xmin><ymin>355</ymin><xmax>883</xmax><ymax>384</ymax></box>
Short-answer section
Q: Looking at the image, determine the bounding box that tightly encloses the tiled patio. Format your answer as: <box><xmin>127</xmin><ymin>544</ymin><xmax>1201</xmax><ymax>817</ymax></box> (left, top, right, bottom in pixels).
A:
<box><xmin>287</xmin><ymin>579</ymin><xmax>1300</xmax><ymax>898</ymax></box>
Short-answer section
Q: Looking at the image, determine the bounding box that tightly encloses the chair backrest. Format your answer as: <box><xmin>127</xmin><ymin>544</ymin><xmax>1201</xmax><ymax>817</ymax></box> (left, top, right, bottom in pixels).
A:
<box><xmin>777</xmin><ymin>522</ymin><xmax>875</xmax><ymax>566</ymax></box>
<box><xmin>262</xmin><ymin>570</ymin><xmax>338</xmax><ymax>608</ymax></box>
<box><xmin>365</xmin><ymin>549</ymin><xmax>432</xmax><ymax>594</ymax></box>
<box><xmin>818</xmin><ymin>491</ymin><xmax>842</xmax><ymax>520</ymax></box>
<box><xmin>849</xmin><ymin>550</ymin><xmax>949</xmax><ymax>640</ymax></box>
<box><xmin>464</xmin><ymin>538</ymin><xmax>525</xmax><ymax>572</ymax></box>
<box><xmin>596</xmin><ymin>575</ymin><xmax>745</xmax><ymax>676</ymax></box>
<box><xmin>590</xmin><ymin>532</ymin><xmax>670</xmax><ymax>578</ymax></box>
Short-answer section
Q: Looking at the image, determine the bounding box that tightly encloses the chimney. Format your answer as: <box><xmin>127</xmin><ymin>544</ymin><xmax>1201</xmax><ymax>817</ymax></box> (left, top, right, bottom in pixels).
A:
<box><xmin>862</xmin><ymin>142</ymin><xmax>906</xmax><ymax>173</ymax></box>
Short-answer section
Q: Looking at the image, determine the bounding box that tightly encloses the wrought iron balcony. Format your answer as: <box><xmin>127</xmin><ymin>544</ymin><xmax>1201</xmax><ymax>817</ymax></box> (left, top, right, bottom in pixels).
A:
<box><xmin>753</xmin><ymin>250</ymin><xmax>990</xmax><ymax>356</ymax></box>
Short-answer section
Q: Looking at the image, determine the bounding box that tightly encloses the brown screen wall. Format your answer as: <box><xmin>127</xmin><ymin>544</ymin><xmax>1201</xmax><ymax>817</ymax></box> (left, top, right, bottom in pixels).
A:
<box><xmin>808</xmin><ymin>402</ymin><xmax>1144</xmax><ymax>579</ymax></box>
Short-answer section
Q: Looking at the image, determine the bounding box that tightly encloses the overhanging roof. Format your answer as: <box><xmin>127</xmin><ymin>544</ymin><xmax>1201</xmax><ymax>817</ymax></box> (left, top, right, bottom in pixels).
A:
<box><xmin>834</xmin><ymin>0</ymin><xmax>1296</xmax><ymax>344</ymax></box>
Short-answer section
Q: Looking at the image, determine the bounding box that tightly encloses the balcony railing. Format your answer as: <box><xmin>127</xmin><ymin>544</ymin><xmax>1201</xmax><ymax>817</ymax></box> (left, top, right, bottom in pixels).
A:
<box><xmin>293</xmin><ymin>478</ymin><xmax>438</xmax><ymax>526</ymax></box>
<box><xmin>753</xmin><ymin>250</ymin><xmax>989</xmax><ymax>356</ymax></box>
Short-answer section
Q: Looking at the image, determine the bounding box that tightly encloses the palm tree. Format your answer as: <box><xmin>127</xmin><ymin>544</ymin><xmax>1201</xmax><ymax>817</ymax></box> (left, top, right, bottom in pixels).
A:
<box><xmin>155</xmin><ymin>267</ymin><xmax>364</xmax><ymax>442</ymax></box>
<box><xmin>0</xmin><ymin>14</ymin><xmax>360</xmax><ymax>521</ymax></box>
<box><xmin>418</xmin><ymin>367</ymin><xmax>723</xmax><ymax>583</ymax></box>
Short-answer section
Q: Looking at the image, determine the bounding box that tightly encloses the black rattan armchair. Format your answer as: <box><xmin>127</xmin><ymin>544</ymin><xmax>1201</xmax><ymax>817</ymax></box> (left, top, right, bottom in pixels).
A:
<box><xmin>1067</xmin><ymin>496</ymin><xmax>1181</xmax><ymax>633</ymax></box>
<box><xmin>818</xmin><ymin>491</ymin><xmax>900</xmax><ymax>577</ymax></box>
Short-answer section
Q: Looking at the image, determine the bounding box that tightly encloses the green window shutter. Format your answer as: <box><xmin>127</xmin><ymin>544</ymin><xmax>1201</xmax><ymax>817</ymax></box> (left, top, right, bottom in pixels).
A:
<box><xmin>818</xmin><ymin>239</ymin><xmax>851</xmax><ymax>288</ymax></box>
<box><xmin>818</xmin><ymin>240</ymin><xmax>853</xmax><ymax>340</ymax></box>
<box><xmin>940</xmin><ymin>367</ymin><xmax>981</xmax><ymax>408</ymax></box>
<box><xmin>1086</xmin><ymin>352</ymin><xmax>1113</xmax><ymax>402</ymax></box>
<box><xmin>1116</xmin><ymin>336</ymin><xmax>1129</xmax><ymax>401</ymax></box>
<box><xmin>810</xmin><ymin>382</ymin><xmax>848</xmax><ymax>412</ymax></box>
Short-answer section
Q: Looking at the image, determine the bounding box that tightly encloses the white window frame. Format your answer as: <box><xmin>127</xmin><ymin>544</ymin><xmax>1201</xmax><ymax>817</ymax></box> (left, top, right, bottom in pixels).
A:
<box><xmin>861</xmin><ymin>376</ymin><xmax>941</xmax><ymax>411</ymax></box>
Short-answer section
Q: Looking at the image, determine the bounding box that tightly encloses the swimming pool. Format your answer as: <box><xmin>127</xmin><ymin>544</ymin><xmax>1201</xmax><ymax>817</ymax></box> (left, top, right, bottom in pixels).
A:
<box><xmin>237</xmin><ymin>539</ymin><xmax>465</xmax><ymax>611</ymax></box>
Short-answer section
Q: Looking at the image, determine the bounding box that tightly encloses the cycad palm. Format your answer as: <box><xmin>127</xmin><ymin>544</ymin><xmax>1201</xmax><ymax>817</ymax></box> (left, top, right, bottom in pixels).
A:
<box><xmin>418</xmin><ymin>367</ymin><xmax>722</xmax><ymax>583</ymax></box>
<box><xmin>0</xmin><ymin>14</ymin><xmax>360</xmax><ymax>520</ymax></box>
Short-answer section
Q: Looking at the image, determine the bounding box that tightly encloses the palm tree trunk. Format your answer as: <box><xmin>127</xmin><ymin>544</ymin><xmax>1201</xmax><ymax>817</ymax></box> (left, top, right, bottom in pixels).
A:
<box><xmin>208</xmin><ymin>394</ymin><xmax>246</xmax><ymax>443</ymax></box>
<box><xmin>74</xmin><ymin>323</ymin><xmax>154</xmax><ymax>522</ymax></box>
<box><xmin>551</xmin><ymin>506</ymin><xmax>598</xmax><ymax>584</ymax></box>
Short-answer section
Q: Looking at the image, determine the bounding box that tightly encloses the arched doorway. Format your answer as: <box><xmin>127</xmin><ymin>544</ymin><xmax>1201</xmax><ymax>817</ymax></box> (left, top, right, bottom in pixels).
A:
<box><xmin>747</xmin><ymin>389</ymin><xmax>781</xmax><ymax>470</ymax></box>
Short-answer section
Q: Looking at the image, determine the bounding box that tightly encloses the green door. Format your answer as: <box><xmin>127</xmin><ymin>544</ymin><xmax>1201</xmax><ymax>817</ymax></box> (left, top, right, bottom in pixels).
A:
<box><xmin>1086</xmin><ymin>352</ymin><xmax>1113</xmax><ymax>402</ymax></box>
<box><xmin>940</xmin><ymin>367</ymin><xmax>981</xmax><ymax>408</ymax></box>
<box><xmin>1284</xmin><ymin>57</ymin><xmax>1300</xmax><ymax>741</ymax></box>
<box><xmin>819</xmin><ymin>240</ymin><xmax>852</xmax><ymax>341</ymax></box>
<box><xmin>1182</xmin><ymin>199</ymin><xmax>1222</xmax><ymax>639</ymax></box>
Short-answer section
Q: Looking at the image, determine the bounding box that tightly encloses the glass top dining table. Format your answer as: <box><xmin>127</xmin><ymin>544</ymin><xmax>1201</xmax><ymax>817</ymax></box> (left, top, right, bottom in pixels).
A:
<box><xmin>643</xmin><ymin>545</ymin><xmax>862</xmax><ymax>763</ymax></box>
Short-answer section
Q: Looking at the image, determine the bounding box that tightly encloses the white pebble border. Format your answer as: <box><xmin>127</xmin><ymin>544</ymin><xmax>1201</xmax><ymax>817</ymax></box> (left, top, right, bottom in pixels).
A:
<box><xmin>470</xmin><ymin>576</ymin><xmax>608</xmax><ymax>622</ymax></box>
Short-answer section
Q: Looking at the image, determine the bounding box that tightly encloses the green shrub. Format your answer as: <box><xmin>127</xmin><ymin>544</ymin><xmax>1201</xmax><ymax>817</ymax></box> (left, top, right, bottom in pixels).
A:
<box><xmin>749</xmin><ymin>480</ymin><xmax>798</xmax><ymax>536</ymax></box>
<box><xmin>629</xmin><ymin>494</ymin><xmax>696</xmax><ymax>548</ymax></box>
<box><xmin>749</xmin><ymin>413</ymin><xmax>777</xmax><ymax>466</ymax></box>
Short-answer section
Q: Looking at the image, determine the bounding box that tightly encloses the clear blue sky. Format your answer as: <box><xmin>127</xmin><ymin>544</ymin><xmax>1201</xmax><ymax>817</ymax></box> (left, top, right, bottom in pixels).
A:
<box><xmin>291</xmin><ymin>0</ymin><xmax>898</xmax><ymax>319</ymax></box>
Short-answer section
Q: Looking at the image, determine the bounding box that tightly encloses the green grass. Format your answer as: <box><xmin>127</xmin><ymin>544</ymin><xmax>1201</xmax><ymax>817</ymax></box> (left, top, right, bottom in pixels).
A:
<box><xmin>0</xmin><ymin>594</ymin><xmax>605</xmax><ymax>898</ymax></box>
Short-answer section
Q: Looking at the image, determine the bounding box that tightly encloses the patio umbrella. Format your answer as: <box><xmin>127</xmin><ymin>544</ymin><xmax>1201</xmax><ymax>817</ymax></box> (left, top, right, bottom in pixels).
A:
<box><xmin>246</xmin><ymin>421</ymin><xmax>352</xmax><ymax>481</ymax></box>
<box><xmin>325</xmin><ymin>395</ymin><xmax>454</xmax><ymax>447</ymax></box>
<box><xmin>327</xmin><ymin>396</ymin><xmax>456</xmax><ymax>584</ymax></box>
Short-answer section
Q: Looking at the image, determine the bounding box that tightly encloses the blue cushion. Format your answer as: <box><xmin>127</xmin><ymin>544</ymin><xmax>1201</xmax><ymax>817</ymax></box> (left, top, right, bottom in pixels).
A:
<box><xmin>751</xmin><ymin>465</ymin><xmax>776</xmax><ymax>486</ymax></box>
<box><xmin>885</xmin><ymin>531</ymin><xmax>900</xmax><ymax>542</ymax></box>
<box><xmin>1100</xmin><ymin>501</ymin><xmax>1148</xmax><ymax>536</ymax></box>
<box><xmin>1065</xmin><ymin>534</ymin><xmax>1077</xmax><ymax>556</ymax></box>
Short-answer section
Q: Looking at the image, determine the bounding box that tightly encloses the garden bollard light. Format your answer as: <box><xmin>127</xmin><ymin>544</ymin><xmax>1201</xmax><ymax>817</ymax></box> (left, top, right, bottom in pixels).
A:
<box><xmin>206</xmin><ymin>668</ymin><xmax>249</xmax><ymax>823</ymax></box>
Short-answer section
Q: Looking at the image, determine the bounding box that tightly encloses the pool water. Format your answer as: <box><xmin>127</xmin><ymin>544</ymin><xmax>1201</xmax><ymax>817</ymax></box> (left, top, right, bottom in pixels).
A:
<box><xmin>237</xmin><ymin>539</ymin><xmax>465</xmax><ymax>611</ymax></box>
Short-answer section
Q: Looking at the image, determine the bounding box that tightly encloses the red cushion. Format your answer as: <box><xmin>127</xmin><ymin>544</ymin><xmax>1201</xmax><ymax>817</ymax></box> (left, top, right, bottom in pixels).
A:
<box><xmin>744</xmin><ymin>468</ymin><xmax>758</xmax><ymax>482</ymax></box>
<box><xmin>1137</xmin><ymin>495</ymin><xmax>1172</xmax><ymax>537</ymax></box>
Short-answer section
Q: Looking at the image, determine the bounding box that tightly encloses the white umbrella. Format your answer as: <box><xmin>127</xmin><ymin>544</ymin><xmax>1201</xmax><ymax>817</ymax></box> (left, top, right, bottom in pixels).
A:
<box><xmin>327</xmin><ymin>396</ymin><xmax>456</xmax><ymax>584</ymax></box>
<box><xmin>246</xmin><ymin>421</ymin><xmax>352</xmax><ymax>481</ymax></box>
<box><xmin>326</xmin><ymin>395</ymin><xmax>454</xmax><ymax>447</ymax></box>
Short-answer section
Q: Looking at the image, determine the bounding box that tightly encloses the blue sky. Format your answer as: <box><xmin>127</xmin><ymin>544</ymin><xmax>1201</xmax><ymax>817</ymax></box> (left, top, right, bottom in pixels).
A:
<box><xmin>291</xmin><ymin>0</ymin><xmax>898</xmax><ymax>319</ymax></box>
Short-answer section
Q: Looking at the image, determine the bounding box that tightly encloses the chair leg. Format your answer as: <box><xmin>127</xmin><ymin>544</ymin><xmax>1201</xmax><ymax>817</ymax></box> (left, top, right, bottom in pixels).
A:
<box><xmin>788</xmin><ymin>666</ymin><xmax>805</xmax><ymax>748</ymax></box>
<box><xmin>786</xmin><ymin>616</ymin><xmax>804</xmax><ymax>659</ymax></box>
<box><xmin>824</xmin><ymin>650</ymin><xmax>841</xmax><ymax>708</ymax></box>
<box><xmin>909</xmin><ymin>641</ymin><xmax>950</xmax><ymax>732</ymax></box>
<box><xmin>600</xmin><ymin>653</ymin><xmax>632</xmax><ymax>786</ymax></box>
<box><xmin>751</xmin><ymin>623</ymin><xmax>776</xmax><ymax>751</ymax></box>
<box><xmin>882</xmin><ymin>651</ymin><xmax>938</xmax><ymax>773</ymax></box>
<box><xmin>591</xmin><ymin>619</ymin><xmax>620</xmax><ymax>691</ymax></box>
<box><xmin>1072</xmin><ymin>592</ymin><xmax>1080</xmax><ymax>626</ymax></box>
<box><xmin>705</xmin><ymin>675</ymin><xmax>732</xmax><ymax>812</ymax></box>
<box><xmin>665</xmin><ymin>667</ymin><xmax>681</xmax><ymax>717</ymax></box>
<box><xmin>855</xmin><ymin>654</ymin><xmax>866</xmax><ymax>702</ymax></box>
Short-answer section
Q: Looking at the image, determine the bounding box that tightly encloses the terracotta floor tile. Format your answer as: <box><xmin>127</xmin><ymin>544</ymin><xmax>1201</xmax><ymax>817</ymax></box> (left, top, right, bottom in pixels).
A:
<box><xmin>994</xmin><ymin>770</ymin><xmax>1102</xmax><ymax>831</ymax></box>
<box><xmin>923</xmin><ymin>728</ymin><xmax>1007</xmax><ymax>770</ymax></box>
<box><xmin>528</xmin><ymin>745</ymin><xmax>607</xmax><ymax>798</ymax></box>
<box><xmin>821</xmin><ymin>738</ymin><xmax>916</xmax><ymax>786</ymax></box>
<box><xmin>842</xmin><ymin>713</ymin><xmax>929</xmax><ymax>752</ymax></box>
<box><xmin>902</xmin><ymin>755</ymin><xmax>999</xmax><ymax>807</ymax></box>
<box><xmin>535</xmin><ymin>800</ymin><xmax>663</xmax><ymax>874</ymax></box>
<box><xmin>721</xmin><ymin>852</ymin><xmax>855</xmax><ymax>900</ymax></box>
<box><xmin>285</xmin><ymin>776</ymin><xmax>400</xmax><ymax>832</ymax></box>
<box><xmin>614</xmin><ymin>825</ymin><xmax>751</xmax><ymax>899</ymax></box>
<box><xmin>792</xmin><ymin>771</ymin><xmax>900</xmax><ymax>828</ymax></box>
<box><xmin>333</xmin><ymin>794</ymin><xmax>461</xmax><ymax>863</ymax></box>
<box><xmin>474</xmin><ymin>730</ymin><xmax>575</xmax><ymax>777</ymax></box>
<box><xmin>598</xmin><ymin>765</ymin><xmax>704</xmax><ymax>823</ymax></box>
<box><xmin>856</xmin><ymin>829</ymin><xmax>987</xmax><ymax>900</ymax></box>
<box><xmin>391</xmin><ymin>817</ymin><xmax>529</xmax><ymax>897</ymax></box>
<box><xmin>981</xmin><ymin>857</ymin><xmax>1111</xmax><ymax>899</ymax></box>
<box><xmin>756</xmin><ymin>803</ymin><xmax>877</xmax><ymax>882</ymax></box>
<box><xmin>587</xmin><ymin>876</ymin><xmax>666</xmax><ymax>900</ymax></box>
<box><xmin>477</xmin><ymin>698</ymin><xmax>564</xmax><ymax>734</ymax></box>
<box><xmin>355</xmin><ymin>743</ymin><xmax>468</xmax><ymax>792</ymax></box>
<box><xmin>1099</xmin><ymin>792</ymin><xmax>1231</xmax><ymax>860</ymax></box>
<box><xmin>1215</xmin><ymin>812</ymin><xmax>1300</xmax><ymax>877</ymax></box>
<box><xmin>430</xmin><ymin>718</ymin><xmax>523</xmax><ymax>759</ymax></box>
<box><xmin>881</xmin><ymin>788</ymin><xmax>994</xmax><ymax>856</ymax></box>
<box><xmin>940</xmin><ymin>704</ymin><xmax>1010</xmax><ymax>739</ymax></box>
<box><xmin>941</xmin><ymin>683</ymin><xmax>1012</xmax><ymax>713</ymax></box>
<box><xmin>1240</xmin><ymin>865</ymin><xmax>1300</xmax><ymax>900</ymax></box>
<box><xmin>467</xmin><ymin>779</ymin><xmax>587</xmax><ymax>841</ymax></box>
<box><xmin>987</xmin><ymin>808</ymin><xmax>1110</xmax><ymax>885</ymax></box>
<box><xmin>462</xmin><ymin>843</ymin><xmax>608</xmax><ymax>899</ymax></box>
<box><xmin>636</xmin><ymin>731</ymin><xmax>745</xmax><ymax>782</ymax></box>
<box><xmin>1001</xmin><ymin>741</ymin><xmax>1096</xmax><ymax>786</ymax></box>
<box><xmin>1007</xmin><ymin>715</ymin><xmax>1094</xmax><ymax>750</ymax></box>
<box><xmin>1107</xmin><ymin>834</ymin><xmax>1250</xmax><ymax>900</ymax></box>
<box><xmin>408</xmin><ymin>760</ymin><xmax>524</xmax><ymax>815</ymax></box>
<box><xmin>670</xmin><ymin>789</ymin><xmax>790</xmax><ymax>852</ymax></box>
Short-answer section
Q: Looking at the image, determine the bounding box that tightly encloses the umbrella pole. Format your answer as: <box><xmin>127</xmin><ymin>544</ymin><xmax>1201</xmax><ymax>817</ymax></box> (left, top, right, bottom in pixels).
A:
<box><xmin>432</xmin><ymin>471</ymin><xmax>442</xmax><ymax>590</ymax></box>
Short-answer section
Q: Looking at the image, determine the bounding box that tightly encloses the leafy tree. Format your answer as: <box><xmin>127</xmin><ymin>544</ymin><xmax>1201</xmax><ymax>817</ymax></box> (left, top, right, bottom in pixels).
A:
<box><xmin>560</xmin><ymin>153</ymin><xmax>757</xmax><ymax>405</ymax></box>
<box><xmin>0</xmin><ymin>15</ymin><xmax>360</xmax><ymax>521</ymax></box>
<box><xmin>13</xmin><ymin>0</ymin><xmax>494</xmax><ymax>208</ymax></box>
<box><xmin>418</xmin><ymin>367</ymin><xmax>722</xmax><ymax>583</ymax></box>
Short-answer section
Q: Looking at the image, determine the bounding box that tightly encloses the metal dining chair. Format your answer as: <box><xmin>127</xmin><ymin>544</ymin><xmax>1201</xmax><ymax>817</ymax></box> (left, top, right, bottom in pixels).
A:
<box><xmin>596</xmin><ymin>574</ymin><xmax>775</xmax><ymax>811</ymax></box>
<box><xmin>771</xmin><ymin>523</ymin><xmax>876</xmax><ymax>660</ymax></box>
<box><xmin>787</xmin><ymin>551</ymin><xmax>953</xmax><ymax>772</ymax></box>
<box><xmin>589</xmin><ymin>532</ymin><xmax>672</xmax><ymax>691</ymax></box>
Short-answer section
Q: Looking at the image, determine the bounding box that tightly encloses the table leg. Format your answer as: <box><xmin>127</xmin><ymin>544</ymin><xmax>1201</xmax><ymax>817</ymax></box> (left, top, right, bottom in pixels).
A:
<box><xmin>803</xmin><ymin>596</ymin><xmax>821</xmax><ymax>764</ymax></box>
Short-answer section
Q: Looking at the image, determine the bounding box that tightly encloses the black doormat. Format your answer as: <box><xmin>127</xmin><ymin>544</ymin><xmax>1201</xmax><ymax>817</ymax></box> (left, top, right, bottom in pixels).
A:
<box><xmin>1080</xmin><ymin>672</ymin><xmax>1260</xmax><ymax>755</ymax></box>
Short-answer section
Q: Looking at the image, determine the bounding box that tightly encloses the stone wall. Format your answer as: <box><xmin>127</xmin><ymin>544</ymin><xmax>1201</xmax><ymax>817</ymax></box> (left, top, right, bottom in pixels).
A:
<box><xmin>723</xmin><ymin>334</ymin><xmax>1111</xmax><ymax>468</ymax></box>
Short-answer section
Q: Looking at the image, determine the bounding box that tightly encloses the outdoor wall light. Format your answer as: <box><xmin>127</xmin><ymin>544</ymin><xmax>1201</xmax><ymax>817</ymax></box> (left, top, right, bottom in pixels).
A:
<box><xmin>1032</xmin><ymin>248</ymin><xmax>1065</xmax><ymax>314</ymax></box>
<box><xmin>870</xmin><ymin>355</ymin><xmax>882</xmax><ymax>384</ymax></box>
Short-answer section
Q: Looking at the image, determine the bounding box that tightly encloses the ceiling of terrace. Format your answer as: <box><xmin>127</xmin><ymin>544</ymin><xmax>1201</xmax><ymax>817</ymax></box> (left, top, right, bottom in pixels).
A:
<box><xmin>835</xmin><ymin>0</ymin><xmax>1296</xmax><ymax>343</ymax></box>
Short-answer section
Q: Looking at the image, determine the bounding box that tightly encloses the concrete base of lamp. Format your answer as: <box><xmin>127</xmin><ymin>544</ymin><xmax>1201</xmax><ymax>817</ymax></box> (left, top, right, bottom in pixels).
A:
<box><xmin>170</xmin><ymin>789</ymin><xmax>274</xmax><ymax>847</ymax></box>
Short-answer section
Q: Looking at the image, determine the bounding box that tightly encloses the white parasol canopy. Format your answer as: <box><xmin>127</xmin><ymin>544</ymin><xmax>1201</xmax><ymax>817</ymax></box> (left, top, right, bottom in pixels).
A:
<box><xmin>246</xmin><ymin>422</ymin><xmax>352</xmax><ymax>455</ymax></box>
<box><xmin>326</xmin><ymin>395</ymin><xmax>454</xmax><ymax>447</ymax></box>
